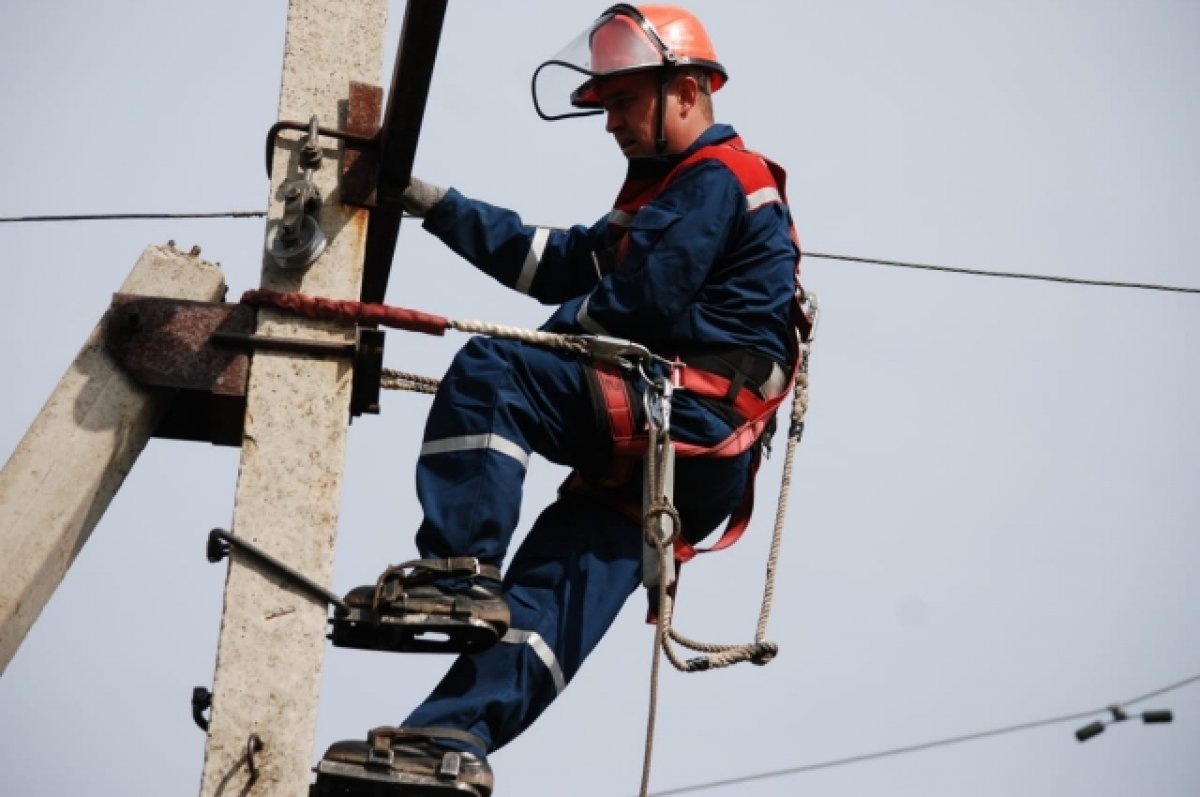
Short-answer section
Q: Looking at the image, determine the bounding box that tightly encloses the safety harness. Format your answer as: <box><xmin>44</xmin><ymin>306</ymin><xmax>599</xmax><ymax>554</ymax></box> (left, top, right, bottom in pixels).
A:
<box><xmin>572</xmin><ymin>136</ymin><xmax>810</xmax><ymax>570</ymax></box>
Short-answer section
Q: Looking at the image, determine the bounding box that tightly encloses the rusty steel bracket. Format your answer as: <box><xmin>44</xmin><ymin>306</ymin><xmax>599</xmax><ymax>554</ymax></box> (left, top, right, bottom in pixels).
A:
<box><xmin>105</xmin><ymin>295</ymin><xmax>385</xmax><ymax>446</ymax></box>
<box><xmin>106</xmin><ymin>294</ymin><xmax>253</xmax><ymax>446</ymax></box>
<box><xmin>341</xmin><ymin>82</ymin><xmax>384</xmax><ymax>208</ymax></box>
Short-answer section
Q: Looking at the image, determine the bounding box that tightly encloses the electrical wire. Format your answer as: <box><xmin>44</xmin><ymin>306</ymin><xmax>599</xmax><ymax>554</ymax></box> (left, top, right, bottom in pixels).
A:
<box><xmin>638</xmin><ymin>673</ymin><xmax>1200</xmax><ymax>797</ymax></box>
<box><xmin>806</xmin><ymin>251</ymin><xmax>1200</xmax><ymax>295</ymax></box>
<box><xmin>0</xmin><ymin>211</ymin><xmax>265</xmax><ymax>223</ymax></box>
<box><xmin>1</xmin><ymin>210</ymin><xmax>1197</xmax><ymax>296</ymax></box>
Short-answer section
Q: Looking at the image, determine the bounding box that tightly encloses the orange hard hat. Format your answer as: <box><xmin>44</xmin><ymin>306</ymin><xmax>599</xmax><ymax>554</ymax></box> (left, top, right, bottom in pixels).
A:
<box><xmin>574</xmin><ymin>4</ymin><xmax>728</xmax><ymax>107</ymax></box>
<box><xmin>530</xmin><ymin>4</ymin><xmax>729</xmax><ymax>120</ymax></box>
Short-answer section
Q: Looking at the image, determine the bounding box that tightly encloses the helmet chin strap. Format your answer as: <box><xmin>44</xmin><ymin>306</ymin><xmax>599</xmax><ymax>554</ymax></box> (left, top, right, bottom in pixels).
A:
<box><xmin>655</xmin><ymin>69</ymin><xmax>669</xmax><ymax>154</ymax></box>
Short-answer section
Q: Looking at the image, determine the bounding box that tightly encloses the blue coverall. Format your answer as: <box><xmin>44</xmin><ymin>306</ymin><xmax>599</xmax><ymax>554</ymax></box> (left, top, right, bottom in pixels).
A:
<box><xmin>402</xmin><ymin>124</ymin><xmax>799</xmax><ymax>755</ymax></box>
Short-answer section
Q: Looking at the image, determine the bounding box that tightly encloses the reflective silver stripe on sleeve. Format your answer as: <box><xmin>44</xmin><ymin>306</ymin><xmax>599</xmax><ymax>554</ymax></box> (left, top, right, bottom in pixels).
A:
<box><xmin>515</xmin><ymin>227</ymin><xmax>551</xmax><ymax>295</ymax></box>
<box><xmin>420</xmin><ymin>433</ymin><xmax>529</xmax><ymax>468</ymax></box>
<box><xmin>746</xmin><ymin>186</ymin><xmax>781</xmax><ymax>212</ymax></box>
<box><xmin>575</xmin><ymin>295</ymin><xmax>611</xmax><ymax>335</ymax></box>
<box><xmin>502</xmin><ymin>629</ymin><xmax>567</xmax><ymax>694</ymax></box>
<box><xmin>608</xmin><ymin>209</ymin><xmax>634</xmax><ymax>226</ymax></box>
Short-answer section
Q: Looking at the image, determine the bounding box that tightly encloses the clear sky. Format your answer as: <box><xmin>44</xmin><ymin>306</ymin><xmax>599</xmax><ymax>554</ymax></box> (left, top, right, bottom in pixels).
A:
<box><xmin>1</xmin><ymin>1</ymin><xmax>1198</xmax><ymax>796</ymax></box>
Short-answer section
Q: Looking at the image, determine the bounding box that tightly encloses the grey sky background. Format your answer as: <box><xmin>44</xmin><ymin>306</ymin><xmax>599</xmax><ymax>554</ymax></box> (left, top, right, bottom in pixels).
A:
<box><xmin>1</xmin><ymin>1</ymin><xmax>1198</xmax><ymax>795</ymax></box>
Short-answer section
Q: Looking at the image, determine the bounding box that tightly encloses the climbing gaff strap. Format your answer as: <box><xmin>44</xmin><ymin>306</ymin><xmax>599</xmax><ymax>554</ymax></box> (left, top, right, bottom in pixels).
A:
<box><xmin>641</xmin><ymin>373</ymin><xmax>679</xmax><ymax>596</ymax></box>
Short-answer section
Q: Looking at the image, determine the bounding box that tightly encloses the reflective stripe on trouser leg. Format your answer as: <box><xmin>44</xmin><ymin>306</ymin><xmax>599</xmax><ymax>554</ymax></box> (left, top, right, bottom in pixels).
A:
<box><xmin>404</xmin><ymin>495</ymin><xmax>643</xmax><ymax>753</ymax></box>
<box><xmin>415</xmin><ymin>335</ymin><xmax>612</xmax><ymax>566</ymax></box>
<box><xmin>420</xmin><ymin>433</ymin><xmax>530</xmax><ymax>466</ymax></box>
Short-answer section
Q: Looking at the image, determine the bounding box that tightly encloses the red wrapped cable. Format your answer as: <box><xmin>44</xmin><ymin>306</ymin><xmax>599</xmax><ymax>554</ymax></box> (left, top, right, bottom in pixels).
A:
<box><xmin>242</xmin><ymin>289</ymin><xmax>449</xmax><ymax>337</ymax></box>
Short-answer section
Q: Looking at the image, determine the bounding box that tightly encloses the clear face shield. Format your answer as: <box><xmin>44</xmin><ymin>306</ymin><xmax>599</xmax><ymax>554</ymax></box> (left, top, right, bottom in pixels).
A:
<box><xmin>531</xmin><ymin>5</ymin><xmax>674</xmax><ymax>121</ymax></box>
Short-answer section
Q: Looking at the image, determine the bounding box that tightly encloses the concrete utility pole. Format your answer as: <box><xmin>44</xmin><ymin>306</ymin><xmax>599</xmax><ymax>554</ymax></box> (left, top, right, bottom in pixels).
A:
<box><xmin>198</xmin><ymin>1</ymin><xmax>390</xmax><ymax>794</ymax></box>
<box><xmin>0</xmin><ymin>245</ymin><xmax>226</xmax><ymax>674</ymax></box>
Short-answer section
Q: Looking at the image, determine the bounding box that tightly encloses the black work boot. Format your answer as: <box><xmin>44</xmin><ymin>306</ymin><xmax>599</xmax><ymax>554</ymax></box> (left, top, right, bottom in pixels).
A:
<box><xmin>329</xmin><ymin>558</ymin><xmax>510</xmax><ymax>655</ymax></box>
<box><xmin>313</xmin><ymin>727</ymin><xmax>494</xmax><ymax>797</ymax></box>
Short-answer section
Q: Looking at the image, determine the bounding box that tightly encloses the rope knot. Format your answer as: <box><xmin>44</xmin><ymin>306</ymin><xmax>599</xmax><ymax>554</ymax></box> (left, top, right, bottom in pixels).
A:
<box><xmin>642</xmin><ymin>499</ymin><xmax>681</xmax><ymax>548</ymax></box>
<box><xmin>751</xmin><ymin>641</ymin><xmax>779</xmax><ymax>665</ymax></box>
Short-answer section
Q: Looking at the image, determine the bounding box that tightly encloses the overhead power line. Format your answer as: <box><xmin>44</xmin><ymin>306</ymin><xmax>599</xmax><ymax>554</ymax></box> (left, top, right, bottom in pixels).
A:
<box><xmin>0</xmin><ymin>211</ymin><xmax>266</xmax><ymax>223</ymax></box>
<box><xmin>639</xmin><ymin>672</ymin><xmax>1200</xmax><ymax>797</ymax></box>
<box><xmin>807</xmin><ymin>251</ymin><xmax>1200</xmax><ymax>295</ymax></box>
<box><xmin>1</xmin><ymin>210</ymin><xmax>1197</xmax><ymax>296</ymax></box>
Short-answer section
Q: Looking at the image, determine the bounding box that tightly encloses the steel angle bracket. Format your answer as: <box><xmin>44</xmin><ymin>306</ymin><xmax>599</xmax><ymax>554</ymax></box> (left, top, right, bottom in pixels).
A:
<box><xmin>105</xmin><ymin>295</ymin><xmax>386</xmax><ymax>445</ymax></box>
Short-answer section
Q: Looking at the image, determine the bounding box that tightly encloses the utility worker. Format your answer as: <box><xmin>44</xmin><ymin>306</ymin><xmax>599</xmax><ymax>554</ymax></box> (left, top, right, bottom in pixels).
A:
<box><xmin>315</xmin><ymin>5</ymin><xmax>808</xmax><ymax>795</ymax></box>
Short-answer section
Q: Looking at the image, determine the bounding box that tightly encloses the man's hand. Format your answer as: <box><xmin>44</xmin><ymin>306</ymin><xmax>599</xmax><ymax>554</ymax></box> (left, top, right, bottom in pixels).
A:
<box><xmin>401</xmin><ymin>177</ymin><xmax>447</xmax><ymax>217</ymax></box>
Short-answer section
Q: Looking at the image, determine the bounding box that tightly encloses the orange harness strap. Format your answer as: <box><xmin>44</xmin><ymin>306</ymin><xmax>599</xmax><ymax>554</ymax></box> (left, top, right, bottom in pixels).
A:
<box><xmin>576</xmin><ymin>360</ymin><xmax>788</xmax><ymax>566</ymax></box>
<box><xmin>593</xmin><ymin>363</ymin><xmax>640</xmax><ymax>487</ymax></box>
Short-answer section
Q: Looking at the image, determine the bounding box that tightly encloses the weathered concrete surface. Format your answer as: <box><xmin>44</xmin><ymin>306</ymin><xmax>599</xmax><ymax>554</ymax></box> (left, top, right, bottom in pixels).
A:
<box><xmin>0</xmin><ymin>244</ymin><xmax>226</xmax><ymax>674</ymax></box>
<box><xmin>197</xmin><ymin>1</ymin><xmax>389</xmax><ymax>795</ymax></box>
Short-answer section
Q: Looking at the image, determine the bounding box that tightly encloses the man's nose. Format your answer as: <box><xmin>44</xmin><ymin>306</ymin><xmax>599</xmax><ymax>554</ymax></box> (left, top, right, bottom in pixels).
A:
<box><xmin>605</xmin><ymin>110</ymin><xmax>620</xmax><ymax>133</ymax></box>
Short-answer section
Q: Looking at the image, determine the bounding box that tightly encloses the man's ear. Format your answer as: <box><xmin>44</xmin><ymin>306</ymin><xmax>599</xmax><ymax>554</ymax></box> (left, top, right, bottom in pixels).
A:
<box><xmin>674</xmin><ymin>73</ymin><xmax>700</xmax><ymax>116</ymax></box>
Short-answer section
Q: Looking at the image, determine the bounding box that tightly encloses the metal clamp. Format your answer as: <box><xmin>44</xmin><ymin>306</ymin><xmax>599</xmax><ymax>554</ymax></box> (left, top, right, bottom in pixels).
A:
<box><xmin>210</xmin><ymin>325</ymin><xmax>386</xmax><ymax>418</ymax></box>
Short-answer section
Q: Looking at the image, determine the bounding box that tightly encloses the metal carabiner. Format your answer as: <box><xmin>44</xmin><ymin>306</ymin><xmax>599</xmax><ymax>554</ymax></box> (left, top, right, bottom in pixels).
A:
<box><xmin>643</xmin><ymin>373</ymin><xmax>674</xmax><ymax>436</ymax></box>
<box><xmin>580</xmin><ymin>334</ymin><xmax>673</xmax><ymax>375</ymax></box>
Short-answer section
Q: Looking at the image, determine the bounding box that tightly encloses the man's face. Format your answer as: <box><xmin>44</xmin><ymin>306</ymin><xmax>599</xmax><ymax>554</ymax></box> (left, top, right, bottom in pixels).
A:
<box><xmin>594</xmin><ymin>72</ymin><xmax>661</xmax><ymax>158</ymax></box>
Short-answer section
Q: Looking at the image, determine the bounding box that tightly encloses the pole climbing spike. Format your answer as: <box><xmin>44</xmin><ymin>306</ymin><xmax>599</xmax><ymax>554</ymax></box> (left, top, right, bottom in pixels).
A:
<box><xmin>329</xmin><ymin>559</ymin><xmax>510</xmax><ymax>655</ymax></box>
<box><xmin>313</xmin><ymin>727</ymin><xmax>493</xmax><ymax>797</ymax></box>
